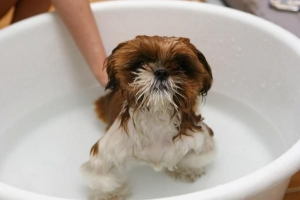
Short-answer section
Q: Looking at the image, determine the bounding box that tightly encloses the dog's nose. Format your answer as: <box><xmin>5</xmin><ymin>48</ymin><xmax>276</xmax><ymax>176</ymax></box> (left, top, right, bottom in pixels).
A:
<box><xmin>154</xmin><ymin>69</ymin><xmax>169</xmax><ymax>81</ymax></box>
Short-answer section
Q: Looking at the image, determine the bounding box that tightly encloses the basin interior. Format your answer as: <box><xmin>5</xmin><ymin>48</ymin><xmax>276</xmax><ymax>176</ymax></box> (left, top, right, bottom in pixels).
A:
<box><xmin>0</xmin><ymin>2</ymin><xmax>300</xmax><ymax>200</ymax></box>
<box><xmin>0</xmin><ymin>87</ymin><xmax>286</xmax><ymax>199</ymax></box>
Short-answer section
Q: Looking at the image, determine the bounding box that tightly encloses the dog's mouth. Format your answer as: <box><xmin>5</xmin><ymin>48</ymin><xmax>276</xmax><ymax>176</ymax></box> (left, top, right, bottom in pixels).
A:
<box><xmin>139</xmin><ymin>78</ymin><xmax>173</xmax><ymax>106</ymax></box>
<box><xmin>153</xmin><ymin>81</ymin><xmax>169</xmax><ymax>92</ymax></box>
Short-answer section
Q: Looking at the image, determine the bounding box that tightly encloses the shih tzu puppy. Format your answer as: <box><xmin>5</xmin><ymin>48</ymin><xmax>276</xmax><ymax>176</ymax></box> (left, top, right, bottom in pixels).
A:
<box><xmin>81</xmin><ymin>35</ymin><xmax>215</xmax><ymax>200</ymax></box>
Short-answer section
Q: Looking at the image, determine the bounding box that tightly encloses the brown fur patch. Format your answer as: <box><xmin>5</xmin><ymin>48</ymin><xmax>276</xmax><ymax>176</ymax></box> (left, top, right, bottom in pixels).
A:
<box><xmin>207</xmin><ymin>125</ymin><xmax>214</xmax><ymax>136</ymax></box>
<box><xmin>95</xmin><ymin>91</ymin><xmax>126</xmax><ymax>131</ymax></box>
<box><xmin>90</xmin><ymin>141</ymin><xmax>99</xmax><ymax>157</ymax></box>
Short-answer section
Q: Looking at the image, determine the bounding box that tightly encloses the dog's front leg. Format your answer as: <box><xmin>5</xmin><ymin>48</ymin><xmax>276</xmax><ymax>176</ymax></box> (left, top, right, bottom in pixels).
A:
<box><xmin>81</xmin><ymin>157</ymin><xmax>130</xmax><ymax>200</ymax></box>
<box><xmin>81</xmin><ymin>150</ymin><xmax>130</xmax><ymax>200</ymax></box>
<box><xmin>167</xmin><ymin>122</ymin><xmax>215</xmax><ymax>182</ymax></box>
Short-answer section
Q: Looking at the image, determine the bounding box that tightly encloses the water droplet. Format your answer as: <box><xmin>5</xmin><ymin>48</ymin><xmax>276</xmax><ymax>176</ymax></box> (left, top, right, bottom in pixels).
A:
<box><xmin>261</xmin><ymin>83</ymin><xmax>266</xmax><ymax>88</ymax></box>
<box><xmin>232</xmin><ymin>79</ymin><xmax>236</xmax><ymax>83</ymax></box>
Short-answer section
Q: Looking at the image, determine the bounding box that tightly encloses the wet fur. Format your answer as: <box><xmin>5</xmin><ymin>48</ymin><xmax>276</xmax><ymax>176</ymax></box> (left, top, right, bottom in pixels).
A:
<box><xmin>82</xmin><ymin>36</ymin><xmax>215</xmax><ymax>200</ymax></box>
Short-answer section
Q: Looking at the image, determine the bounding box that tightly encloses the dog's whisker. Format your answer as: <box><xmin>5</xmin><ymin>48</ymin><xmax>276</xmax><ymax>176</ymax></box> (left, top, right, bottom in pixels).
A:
<box><xmin>168</xmin><ymin>79</ymin><xmax>185</xmax><ymax>101</ymax></box>
<box><xmin>164</xmin><ymin>90</ymin><xmax>178</xmax><ymax>110</ymax></box>
<box><xmin>130</xmin><ymin>72</ymin><xmax>156</xmax><ymax>107</ymax></box>
<box><xmin>136</xmin><ymin>86</ymin><xmax>151</xmax><ymax>100</ymax></box>
<box><xmin>173</xmin><ymin>89</ymin><xmax>185</xmax><ymax>99</ymax></box>
<box><xmin>140</xmin><ymin>96</ymin><xmax>148</xmax><ymax>109</ymax></box>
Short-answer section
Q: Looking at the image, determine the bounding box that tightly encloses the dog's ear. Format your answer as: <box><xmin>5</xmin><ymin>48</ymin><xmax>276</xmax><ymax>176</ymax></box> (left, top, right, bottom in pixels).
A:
<box><xmin>104</xmin><ymin>58</ymin><xmax>119</xmax><ymax>91</ymax></box>
<box><xmin>195</xmin><ymin>49</ymin><xmax>213</xmax><ymax>96</ymax></box>
<box><xmin>104</xmin><ymin>42</ymin><xmax>127</xmax><ymax>91</ymax></box>
<box><xmin>176</xmin><ymin>37</ymin><xmax>213</xmax><ymax>96</ymax></box>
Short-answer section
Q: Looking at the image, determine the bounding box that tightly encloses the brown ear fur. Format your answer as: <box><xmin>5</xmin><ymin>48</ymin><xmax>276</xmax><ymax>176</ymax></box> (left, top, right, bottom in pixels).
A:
<box><xmin>97</xmin><ymin>41</ymin><xmax>133</xmax><ymax>131</ymax></box>
<box><xmin>104</xmin><ymin>42</ymin><xmax>127</xmax><ymax>91</ymax></box>
<box><xmin>195</xmin><ymin>49</ymin><xmax>213</xmax><ymax>96</ymax></box>
<box><xmin>172</xmin><ymin>37</ymin><xmax>213</xmax><ymax>140</ymax></box>
<box><xmin>176</xmin><ymin>37</ymin><xmax>213</xmax><ymax>96</ymax></box>
<box><xmin>104</xmin><ymin>55</ymin><xmax>118</xmax><ymax>91</ymax></box>
<box><xmin>95</xmin><ymin>91</ymin><xmax>125</xmax><ymax>131</ymax></box>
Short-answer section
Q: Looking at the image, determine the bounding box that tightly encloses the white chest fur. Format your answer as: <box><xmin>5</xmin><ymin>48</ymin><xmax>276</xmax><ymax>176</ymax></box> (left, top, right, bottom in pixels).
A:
<box><xmin>98</xmin><ymin>105</ymin><xmax>208</xmax><ymax>171</ymax></box>
<box><xmin>129</xmin><ymin>107</ymin><xmax>186</xmax><ymax>170</ymax></box>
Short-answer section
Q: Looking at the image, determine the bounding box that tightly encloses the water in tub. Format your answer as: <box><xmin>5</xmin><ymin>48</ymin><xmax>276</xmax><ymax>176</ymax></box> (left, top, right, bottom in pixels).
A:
<box><xmin>0</xmin><ymin>86</ymin><xmax>286</xmax><ymax>199</ymax></box>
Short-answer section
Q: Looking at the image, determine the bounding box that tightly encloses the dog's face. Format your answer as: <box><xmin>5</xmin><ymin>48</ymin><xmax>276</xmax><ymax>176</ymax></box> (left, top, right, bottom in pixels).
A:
<box><xmin>105</xmin><ymin>36</ymin><xmax>212</xmax><ymax>111</ymax></box>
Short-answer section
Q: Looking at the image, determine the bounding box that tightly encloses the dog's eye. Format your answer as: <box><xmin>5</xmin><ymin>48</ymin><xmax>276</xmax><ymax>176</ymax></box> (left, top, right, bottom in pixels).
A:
<box><xmin>139</xmin><ymin>62</ymin><xmax>145</xmax><ymax>67</ymax></box>
<box><xmin>177</xmin><ymin>65</ymin><xmax>184</xmax><ymax>71</ymax></box>
<box><xmin>136</xmin><ymin>61</ymin><xmax>145</xmax><ymax>68</ymax></box>
<box><xmin>131</xmin><ymin>61</ymin><xmax>145</xmax><ymax>71</ymax></box>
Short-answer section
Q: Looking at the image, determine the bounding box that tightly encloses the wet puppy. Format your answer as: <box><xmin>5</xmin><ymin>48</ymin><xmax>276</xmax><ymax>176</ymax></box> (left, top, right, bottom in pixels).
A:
<box><xmin>81</xmin><ymin>35</ymin><xmax>215</xmax><ymax>200</ymax></box>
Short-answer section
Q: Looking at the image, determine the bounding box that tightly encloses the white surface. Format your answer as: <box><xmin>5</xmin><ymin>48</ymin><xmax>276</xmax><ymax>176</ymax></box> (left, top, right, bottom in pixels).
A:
<box><xmin>0</xmin><ymin>89</ymin><xmax>280</xmax><ymax>199</ymax></box>
<box><xmin>0</xmin><ymin>1</ymin><xmax>300</xmax><ymax>200</ymax></box>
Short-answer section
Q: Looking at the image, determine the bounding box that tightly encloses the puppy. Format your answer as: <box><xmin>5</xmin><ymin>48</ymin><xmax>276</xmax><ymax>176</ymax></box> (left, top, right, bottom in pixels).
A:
<box><xmin>81</xmin><ymin>35</ymin><xmax>215</xmax><ymax>200</ymax></box>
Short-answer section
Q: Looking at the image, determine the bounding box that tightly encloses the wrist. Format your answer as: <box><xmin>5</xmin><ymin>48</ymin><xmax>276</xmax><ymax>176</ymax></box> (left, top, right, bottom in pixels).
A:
<box><xmin>93</xmin><ymin>66</ymin><xmax>108</xmax><ymax>87</ymax></box>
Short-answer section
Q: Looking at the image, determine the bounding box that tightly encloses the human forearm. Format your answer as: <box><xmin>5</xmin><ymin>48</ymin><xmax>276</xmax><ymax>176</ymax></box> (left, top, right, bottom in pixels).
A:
<box><xmin>51</xmin><ymin>0</ymin><xmax>108</xmax><ymax>86</ymax></box>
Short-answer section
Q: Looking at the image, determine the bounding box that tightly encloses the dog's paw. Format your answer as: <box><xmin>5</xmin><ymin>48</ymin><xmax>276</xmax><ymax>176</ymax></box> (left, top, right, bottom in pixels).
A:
<box><xmin>89</xmin><ymin>184</ymin><xmax>131</xmax><ymax>200</ymax></box>
<box><xmin>166</xmin><ymin>168</ymin><xmax>205</xmax><ymax>183</ymax></box>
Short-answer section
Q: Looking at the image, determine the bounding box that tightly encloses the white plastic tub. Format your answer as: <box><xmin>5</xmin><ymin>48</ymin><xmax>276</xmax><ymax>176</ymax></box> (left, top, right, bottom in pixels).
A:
<box><xmin>0</xmin><ymin>1</ymin><xmax>300</xmax><ymax>200</ymax></box>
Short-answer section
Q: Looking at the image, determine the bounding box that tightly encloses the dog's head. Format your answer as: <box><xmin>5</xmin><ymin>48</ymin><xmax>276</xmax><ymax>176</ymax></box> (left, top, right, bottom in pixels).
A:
<box><xmin>104</xmin><ymin>35</ymin><xmax>212</xmax><ymax>111</ymax></box>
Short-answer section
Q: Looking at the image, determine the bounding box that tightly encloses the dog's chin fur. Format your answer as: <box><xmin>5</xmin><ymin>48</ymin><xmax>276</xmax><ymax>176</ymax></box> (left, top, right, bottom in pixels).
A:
<box><xmin>81</xmin><ymin>36</ymin><xmax>215</xmax><ymax>200</ymax></box>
